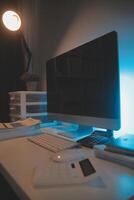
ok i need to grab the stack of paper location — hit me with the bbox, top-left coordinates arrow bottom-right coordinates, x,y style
0,118 -> 41,141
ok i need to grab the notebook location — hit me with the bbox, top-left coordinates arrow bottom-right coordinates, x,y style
105,134 -> 134,156
94,145 -> 134,169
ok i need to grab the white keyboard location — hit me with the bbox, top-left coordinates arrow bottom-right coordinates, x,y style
28,132 -> 78,152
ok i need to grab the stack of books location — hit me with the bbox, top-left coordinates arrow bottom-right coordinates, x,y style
94,134 -> 134,169
0,118 -> 41,141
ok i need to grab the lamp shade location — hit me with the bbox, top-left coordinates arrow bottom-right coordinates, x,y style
2,10 -> 21,31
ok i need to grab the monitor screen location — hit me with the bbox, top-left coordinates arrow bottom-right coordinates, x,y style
46,31 -> 120,131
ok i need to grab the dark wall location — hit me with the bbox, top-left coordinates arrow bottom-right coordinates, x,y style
0,0 -> 26,122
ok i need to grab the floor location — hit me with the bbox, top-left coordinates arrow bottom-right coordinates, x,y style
0,172 -> 20,200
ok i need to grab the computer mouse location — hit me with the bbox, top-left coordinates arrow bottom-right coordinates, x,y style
51,149 -> 87,163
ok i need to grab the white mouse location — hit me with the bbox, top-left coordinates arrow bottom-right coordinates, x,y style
51,148 -> 87,163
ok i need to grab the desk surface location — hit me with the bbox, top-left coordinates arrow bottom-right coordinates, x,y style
0,137 -> 134,200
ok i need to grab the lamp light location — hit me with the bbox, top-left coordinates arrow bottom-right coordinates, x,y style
2,10 -> 21,31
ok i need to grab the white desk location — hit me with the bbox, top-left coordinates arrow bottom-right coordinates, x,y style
0,137 -> 134,200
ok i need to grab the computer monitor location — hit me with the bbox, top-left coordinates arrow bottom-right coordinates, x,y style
46,31 -> 120,135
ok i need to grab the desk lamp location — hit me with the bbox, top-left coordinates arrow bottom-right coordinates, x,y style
2,9 -> 39,88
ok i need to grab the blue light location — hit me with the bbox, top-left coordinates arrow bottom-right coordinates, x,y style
115,30 -> 134,137
115,73 -> 134,136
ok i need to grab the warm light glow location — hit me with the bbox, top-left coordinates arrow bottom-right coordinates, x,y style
2,10 -> 21,31
57,155 -> 61,159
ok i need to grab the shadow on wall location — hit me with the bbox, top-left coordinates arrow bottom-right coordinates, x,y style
33,0 -> 83,89
39,0 -> 83,58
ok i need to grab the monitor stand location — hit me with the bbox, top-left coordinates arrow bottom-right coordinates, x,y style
92,129 -> 113,138
41,120 -> 113,141
70,124 -> 94,140
52,121 -> 93,141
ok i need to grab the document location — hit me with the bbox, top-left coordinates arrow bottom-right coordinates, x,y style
0,118 -> 41,140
